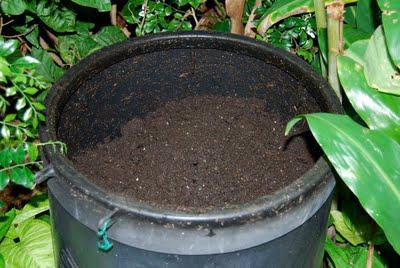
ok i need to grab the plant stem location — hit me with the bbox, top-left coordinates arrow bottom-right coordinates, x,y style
327,1 -> 344,102
366,243 -> 374,268
0,161 -> 43,173
111,4 -> 117,25
313,0 -> 328,78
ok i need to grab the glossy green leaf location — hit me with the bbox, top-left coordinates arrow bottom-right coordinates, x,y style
0,149 -> 12,167
0,39 -> 20,57
343,39 -> 369,66
344,6 -> 357,27
257,0 -> 357,34
356,0 -> 377,33
331,210 -> 371,245
70,0 -> 111,11
0,0 -> 26,15
364,26 -> 400,95
38,5 -> 76,33
0,209 -> 16,241
343,25 -> 371,49
57,35 -> 100,65
92,26 -> 128,46
378,0 -> 400,68
286,113 -> 400,254
0,171 -> 9,190
325,237 -> 385,268
0,254 -> 4,268
0,219 -> 54,268
1,125 -> 10,140
27,144 -> 39,162
14,195 -> 49,225
338,55 -> 400,142
10,167 -> 35,189
12,56 -> 40,68
31,48 -> 64,82
12,146 -> 25,165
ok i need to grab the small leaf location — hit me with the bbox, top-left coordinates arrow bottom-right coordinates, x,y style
22,108 -> 33,122
0,171 -> 9,190
10,167 -> 34,189
14,194 -> 49,225
12,56 -> 40,68
32,102 -> 46,111
27,144 -> 39,161
5,87 -> 17,97
1,125 -> 10,140
69,0 -> 112,11
3,114 -> 16,122
331,210 -> 366,245
11,146 -> 25,165
23,87 -> 39,95
0,149 -> 12,167
0,39 -> 20,57
15,98 -> 26,111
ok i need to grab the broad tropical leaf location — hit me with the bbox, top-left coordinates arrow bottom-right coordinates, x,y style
356,0 -> 377,33
378,0 -> 400,68
14,194 -> 49,225
363,26 -> 400,95
338,55 -> 400,142
0,209 -> 16,241
286,113 -> 400,254
0,219 -> 54,268
343,25 -> 371,49
0,0 -> 26,15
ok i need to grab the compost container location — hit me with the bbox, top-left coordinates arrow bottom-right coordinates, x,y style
38,31 -> 341,267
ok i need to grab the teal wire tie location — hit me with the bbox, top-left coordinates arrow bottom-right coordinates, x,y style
97,218 -> 113,252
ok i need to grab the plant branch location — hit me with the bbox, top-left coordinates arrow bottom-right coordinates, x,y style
39,36 -> 65,68
111,4 -> 117,25
244,0 -> 262,38
366,243 -> 374,268
138,0 -> 149,36
3,25 -> 35,39
327,1 -> 344,101
0,161 -> 43,173
226,0 -> 246,35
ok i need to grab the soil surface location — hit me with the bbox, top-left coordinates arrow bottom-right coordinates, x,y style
72,95 -> 317,211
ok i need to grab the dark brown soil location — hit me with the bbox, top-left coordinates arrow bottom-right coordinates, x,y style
72,95 -> 317,211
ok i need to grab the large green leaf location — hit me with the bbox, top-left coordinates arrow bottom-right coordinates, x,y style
286,113 -> 400,254
331,210 -> 366,245
36,4 -> 77,33
343,25 -> 371,49
0,0 -> 27,15
0,209 -> 16,241
0,219 -> 54,268
343,39 -> 369,65
378,0 -> 400,68
14,194 -> 49,225
338,55 -> 400,142
325,237 -> 385,268
364,26 -> 400,95
257,0 -> 358,34
356,0 -> 377,33
70,0 -> 111,11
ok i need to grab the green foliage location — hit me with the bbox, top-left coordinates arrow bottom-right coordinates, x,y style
0,195 -> 53,268
325,237 -> 385,268
257,13 -> 318,63
287,0 -> 400,255
121,0 -> 202,36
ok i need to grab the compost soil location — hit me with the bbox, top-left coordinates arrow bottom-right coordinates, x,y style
72,95 -> 317,211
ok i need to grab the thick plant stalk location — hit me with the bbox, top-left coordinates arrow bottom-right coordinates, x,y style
226,0 -> 246,35
327,1 -> 344,102
313,0 -> 328,78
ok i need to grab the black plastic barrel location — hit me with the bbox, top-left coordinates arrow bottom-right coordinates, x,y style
39,31 -> 341,267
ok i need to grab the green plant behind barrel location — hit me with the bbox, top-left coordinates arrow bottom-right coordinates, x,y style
286,0 -> 400,255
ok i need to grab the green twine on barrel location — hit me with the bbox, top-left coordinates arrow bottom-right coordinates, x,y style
97,218 -> 113,252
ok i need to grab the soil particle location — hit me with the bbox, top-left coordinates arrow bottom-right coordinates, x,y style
72,95 -> 317,212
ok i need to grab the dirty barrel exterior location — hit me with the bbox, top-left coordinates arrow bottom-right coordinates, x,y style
39,32 -> 341,267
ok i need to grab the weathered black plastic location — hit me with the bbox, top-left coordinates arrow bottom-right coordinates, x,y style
40,31 -> 341,267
